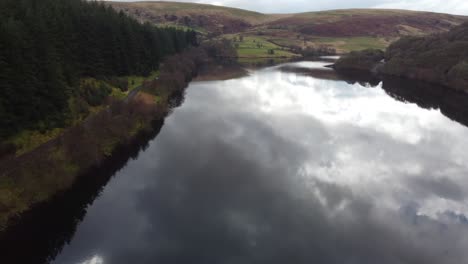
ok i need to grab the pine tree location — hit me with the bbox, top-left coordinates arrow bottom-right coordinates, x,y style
0,0 -> 196,139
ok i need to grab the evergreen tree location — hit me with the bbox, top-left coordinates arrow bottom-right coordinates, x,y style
0,0 -> 197,139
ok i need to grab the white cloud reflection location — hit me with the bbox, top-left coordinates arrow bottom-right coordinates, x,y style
202,62 -> 468,219
52,61 -> 468,264
79,255 -> 104,264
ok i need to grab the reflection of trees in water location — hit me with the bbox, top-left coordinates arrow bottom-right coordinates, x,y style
0,122 -> 163,264
278,66 -> 382,87
168,90 -> 186,110
240,58 -> 292,68
380,77 -> 468,128
334,70 -> 382,87
321,67 -> 468,129
0,92 -> 185,264
3,67 -> 468,263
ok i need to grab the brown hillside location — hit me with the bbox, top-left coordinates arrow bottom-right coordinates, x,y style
106,2 -> 468,53
267,9 -> 465,36
107,1 -> 274,34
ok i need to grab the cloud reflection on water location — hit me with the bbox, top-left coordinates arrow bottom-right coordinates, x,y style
53,62 -> 468,264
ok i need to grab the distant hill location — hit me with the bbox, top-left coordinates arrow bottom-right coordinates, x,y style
107,1 -> 274,34
107,1 -> 468,54
270,9 -> 464,37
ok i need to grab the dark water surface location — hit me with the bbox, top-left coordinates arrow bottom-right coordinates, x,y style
4,61 -> 468,264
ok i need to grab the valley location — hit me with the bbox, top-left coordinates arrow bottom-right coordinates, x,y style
108,1 -> 467,56
2,1 -> 468,263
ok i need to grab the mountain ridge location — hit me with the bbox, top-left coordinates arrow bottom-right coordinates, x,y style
107,1 -> 468,54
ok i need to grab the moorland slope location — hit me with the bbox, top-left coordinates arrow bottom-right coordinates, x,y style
108,1 -> 467,55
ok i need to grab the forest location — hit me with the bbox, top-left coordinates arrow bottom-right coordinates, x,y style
333,22 -> 468,91
0,0 -> 197,140
383,22 -> 468,90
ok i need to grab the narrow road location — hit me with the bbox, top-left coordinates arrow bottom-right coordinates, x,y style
125,77 -> 159,103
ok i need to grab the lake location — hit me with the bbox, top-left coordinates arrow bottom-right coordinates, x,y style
3,60 -> 468,264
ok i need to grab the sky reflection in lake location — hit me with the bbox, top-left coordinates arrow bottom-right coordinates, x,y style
52,62 -> 468,264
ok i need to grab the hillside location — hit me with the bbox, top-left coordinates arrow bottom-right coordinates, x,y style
333,22 -> 468,91
0,0 -> 196,141
383,22 -> 468,91
107,2 -> 467,55
108,1 -> 274,34
271,9 -> 462,37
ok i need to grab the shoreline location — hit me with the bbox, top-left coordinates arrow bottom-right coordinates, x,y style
0,117 -> 169,263
334,64 -> 468,94
0,47 -> 210,231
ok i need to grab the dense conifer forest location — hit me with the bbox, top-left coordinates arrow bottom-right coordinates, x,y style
0,0 -> 197,139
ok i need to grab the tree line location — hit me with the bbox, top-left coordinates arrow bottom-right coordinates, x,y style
383,22 -> 468,90
0,0 -> 197,139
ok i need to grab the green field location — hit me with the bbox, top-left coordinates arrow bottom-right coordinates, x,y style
229,34 -> 385,58
226,35 -> 298,58
310,37 -> 388,52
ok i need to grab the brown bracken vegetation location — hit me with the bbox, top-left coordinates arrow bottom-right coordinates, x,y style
298,15 -> 458,37
0,42 -> 233,231
108,2 -> 467,55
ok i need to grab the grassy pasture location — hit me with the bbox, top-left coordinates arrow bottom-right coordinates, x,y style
226,35 -> 298,58
309,37 -> 388,52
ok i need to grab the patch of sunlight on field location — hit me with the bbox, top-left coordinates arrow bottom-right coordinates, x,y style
226,35 -> 298,58
311,37 -> 388,52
